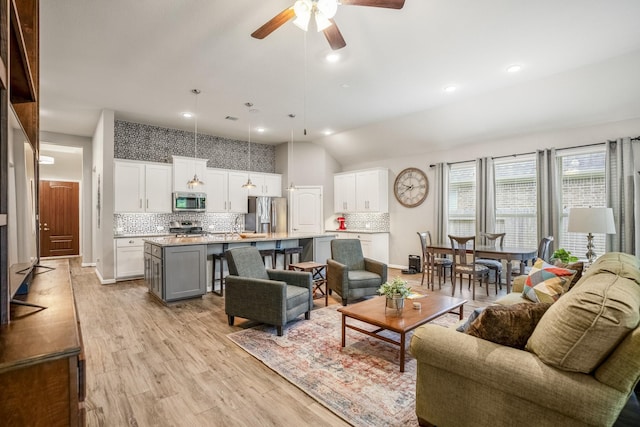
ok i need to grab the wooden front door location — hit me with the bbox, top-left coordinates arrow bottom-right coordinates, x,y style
39,180 -> 80,257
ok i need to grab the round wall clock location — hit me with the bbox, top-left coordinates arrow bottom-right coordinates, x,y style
394,167 -> 429,208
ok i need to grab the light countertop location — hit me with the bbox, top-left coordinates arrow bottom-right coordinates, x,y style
327,229 -> 390,234
143,232 -> 338,247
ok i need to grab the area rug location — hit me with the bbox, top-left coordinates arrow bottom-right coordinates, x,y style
227,304 -> 461,427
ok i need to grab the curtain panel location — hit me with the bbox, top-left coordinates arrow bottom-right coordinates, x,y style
536,149 -> 561,253
476,157 -> 495,241
605,138 -> 639,256
433,162 -> 449,243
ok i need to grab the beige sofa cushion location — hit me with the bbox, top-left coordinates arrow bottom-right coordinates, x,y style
526,268 -> 640,373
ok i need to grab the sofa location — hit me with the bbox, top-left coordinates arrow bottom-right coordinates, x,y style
409,252 -> 640,427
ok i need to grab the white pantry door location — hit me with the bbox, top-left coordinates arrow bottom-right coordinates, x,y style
290,186 -> 323,233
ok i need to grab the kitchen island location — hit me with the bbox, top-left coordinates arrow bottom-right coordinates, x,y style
143,232 -> 336,303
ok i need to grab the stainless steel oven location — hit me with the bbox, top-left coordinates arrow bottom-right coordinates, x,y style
172,192 -> 206,212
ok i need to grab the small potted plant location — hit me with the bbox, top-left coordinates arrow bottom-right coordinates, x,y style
378,277 -> 412,314
551,248 -> 579,264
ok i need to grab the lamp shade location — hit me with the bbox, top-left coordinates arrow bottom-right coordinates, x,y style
567,207 -> 616,234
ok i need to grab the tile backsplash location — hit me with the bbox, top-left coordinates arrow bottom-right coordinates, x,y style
114,213 -> 244,235
342,213 -> 390,232
114,120 -> 275,172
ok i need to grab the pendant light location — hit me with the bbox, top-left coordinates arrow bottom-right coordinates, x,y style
187,89 -> 205,188
242,102 -> 256,189
287,113 -> 296,192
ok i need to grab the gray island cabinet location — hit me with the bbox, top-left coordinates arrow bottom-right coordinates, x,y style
144,242 -> 207,302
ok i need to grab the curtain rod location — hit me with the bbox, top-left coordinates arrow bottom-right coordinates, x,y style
427,138 -> 631,168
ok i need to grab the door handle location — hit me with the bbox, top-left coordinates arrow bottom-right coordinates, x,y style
43,227 -> 50,231
146,199 -> 149,209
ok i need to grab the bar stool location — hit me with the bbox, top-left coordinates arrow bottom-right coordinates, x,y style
211,243 -> 229,296
259,249 -> 276,269
276,246 -> 303,269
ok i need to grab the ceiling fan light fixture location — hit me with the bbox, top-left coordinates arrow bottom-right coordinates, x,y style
315,11 -> 332,31
293,0 -> 312,30
317,0 -> 338,19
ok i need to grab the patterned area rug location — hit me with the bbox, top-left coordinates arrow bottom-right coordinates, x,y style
227,304 -> 461,427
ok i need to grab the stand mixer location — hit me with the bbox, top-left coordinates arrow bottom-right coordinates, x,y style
336,216 -> 346,230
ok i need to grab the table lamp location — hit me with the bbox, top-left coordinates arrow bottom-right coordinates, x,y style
567,207 -> 616,264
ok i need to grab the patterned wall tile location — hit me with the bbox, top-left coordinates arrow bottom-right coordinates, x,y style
114,213 -> 245,235
344,213 -> 390,232
114,120 -> 275,172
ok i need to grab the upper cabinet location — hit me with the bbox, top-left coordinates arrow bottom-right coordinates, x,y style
247,172 -> 282,197
205,169 -> 248,213
114,160 -> 172,213
334,168 -> 389,213
172,155 -> 208,193
334,173 -> 357,212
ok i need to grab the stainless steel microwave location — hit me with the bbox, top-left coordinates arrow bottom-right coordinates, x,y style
172,192 -> 206,212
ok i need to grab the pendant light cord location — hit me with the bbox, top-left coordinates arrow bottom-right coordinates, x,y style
303,31 -> 308,136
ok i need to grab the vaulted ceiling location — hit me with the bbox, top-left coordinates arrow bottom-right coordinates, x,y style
40,1 -> 640,164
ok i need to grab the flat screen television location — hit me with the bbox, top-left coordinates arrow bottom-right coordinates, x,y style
7,105 -> 38,306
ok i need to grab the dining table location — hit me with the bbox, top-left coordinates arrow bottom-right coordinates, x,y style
427,243 -> 538,294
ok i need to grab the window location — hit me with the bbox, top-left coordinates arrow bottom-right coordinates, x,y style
448,163 -> 476,236
494,156 -> 537,248
557,147 -> 607,258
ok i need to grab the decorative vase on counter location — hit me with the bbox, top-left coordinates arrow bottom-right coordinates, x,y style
385,294 -> 405,315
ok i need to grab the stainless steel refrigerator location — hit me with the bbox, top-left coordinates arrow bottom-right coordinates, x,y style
245,196 -> 288,234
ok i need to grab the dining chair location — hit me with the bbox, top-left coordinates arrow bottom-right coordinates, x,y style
522,236 -> 554,274
417,231 -> 452,290
475,232 -> 505,291
448,235 -> 490,300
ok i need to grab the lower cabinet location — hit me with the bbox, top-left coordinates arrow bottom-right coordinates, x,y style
145,243 -> 207,302
115,238 -> 145,279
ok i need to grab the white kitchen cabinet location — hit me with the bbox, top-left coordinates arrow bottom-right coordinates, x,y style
114,160 -> 172,213
247,172 -> 282,197
172,155 -> 208,192
115,237 -> 145,279
334,173 -> 356,213
355,169 -> 388,212
334,232 -> 389,264
205,168 -> 248,213
334,168 -> 388,213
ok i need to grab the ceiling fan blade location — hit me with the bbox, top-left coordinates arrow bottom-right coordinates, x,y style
339,0 -> 405,9
323,20 -> 347,50
251,7 -> 296,39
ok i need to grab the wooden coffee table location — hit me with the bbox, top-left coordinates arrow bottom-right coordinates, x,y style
338,294 -> 467,372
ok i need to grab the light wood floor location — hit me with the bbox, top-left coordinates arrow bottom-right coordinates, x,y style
70,259 -> 508,426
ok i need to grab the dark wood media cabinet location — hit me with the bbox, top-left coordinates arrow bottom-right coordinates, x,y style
0,259 -> 85,426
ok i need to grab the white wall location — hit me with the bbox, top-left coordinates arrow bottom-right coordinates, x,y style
92,110 -> 115,282
40,131 -> 94,265
338,116 -> 640,268
275,141 -> 341,231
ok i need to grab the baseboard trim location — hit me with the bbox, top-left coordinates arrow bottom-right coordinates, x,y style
95,269 -> 116,285
81,262 -> 96,267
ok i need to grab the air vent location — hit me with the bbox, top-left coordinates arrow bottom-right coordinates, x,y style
225,116 -> 238,121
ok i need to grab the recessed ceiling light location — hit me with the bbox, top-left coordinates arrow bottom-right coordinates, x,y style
256,127 -> 265,133
340,83 -> 350,88
323,130 -> 333,136
506,64 -> 522,73
444,85 -> 457,93
182,112 -> 193,118
326,53 -> 340,63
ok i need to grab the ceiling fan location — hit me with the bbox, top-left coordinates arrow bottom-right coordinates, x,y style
251,0 -> 406,50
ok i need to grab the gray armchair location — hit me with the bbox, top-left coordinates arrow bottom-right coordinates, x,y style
225,246 -> 313,336
326,239 -> 387,306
